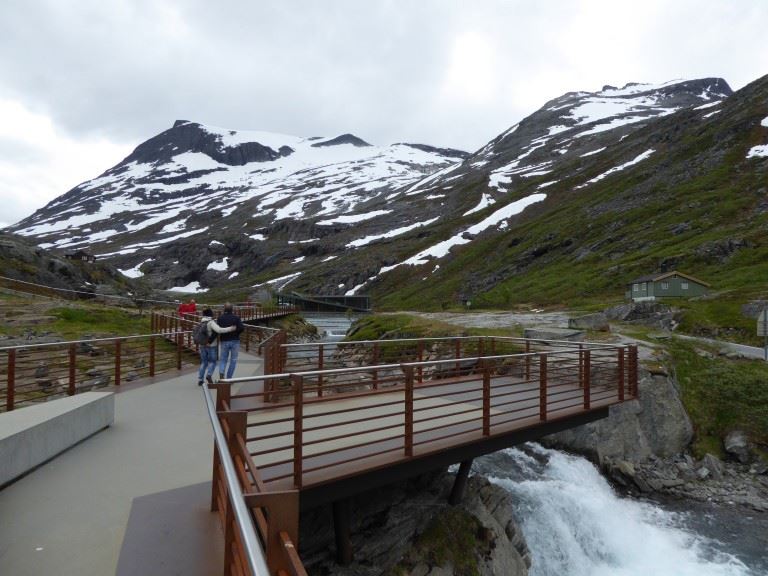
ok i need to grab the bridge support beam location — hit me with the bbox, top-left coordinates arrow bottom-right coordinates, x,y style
332,498 -> 354,565
449,459 -> 473,505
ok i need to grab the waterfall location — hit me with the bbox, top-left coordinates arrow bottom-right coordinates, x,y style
484,445 -> 756,576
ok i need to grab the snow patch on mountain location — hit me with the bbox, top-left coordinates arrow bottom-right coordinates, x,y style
317,210 -> 391,225
747,145 -> 768,159
576,149 -> 655,189
168,281 -> 208,293
346,193 -> 547,294
207,257 -> 229,271
347,217 -> 439,248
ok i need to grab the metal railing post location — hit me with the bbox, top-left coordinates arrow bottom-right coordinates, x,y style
579,343 -> 584,388
149,336 -> 156,377
630,345 -> 639,397
539,354 -> 547,421
404,366 -> 414,457
525,340 -> 531,380
454,339 -> 461,376
68,343 -> 76,396
417,340 -> 424,383
176,332 -> 182,370
372,343 -> 379,390
618,347 -> 625,402
293,375 -> 304,489
317,344 -> 324,397
114,339 -> 122,386
7,349 -> 15,411
482,368 -> 491,436
584,350 -> 591,410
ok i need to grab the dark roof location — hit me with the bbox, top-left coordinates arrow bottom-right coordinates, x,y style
628,270 -> 710,287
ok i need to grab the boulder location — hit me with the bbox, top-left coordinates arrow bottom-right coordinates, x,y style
568,313 -> 610,332
700,453 -> 725,481
34,364 -> 49,378
523,327 -> 584,342
724,431 -> 751,463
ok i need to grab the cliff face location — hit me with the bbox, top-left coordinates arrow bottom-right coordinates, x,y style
299,472 -> 530,576
543,368 -> 693,463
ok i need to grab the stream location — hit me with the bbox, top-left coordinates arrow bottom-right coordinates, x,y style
476,445 -> 766,576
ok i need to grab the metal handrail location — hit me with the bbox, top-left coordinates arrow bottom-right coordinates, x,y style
279,335 -> 618,348
202,383 -> 271,576
222,344 -> 629,383
0,329 -> 192,352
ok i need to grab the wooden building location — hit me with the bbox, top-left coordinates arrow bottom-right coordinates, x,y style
64,250 -> 97,263
627,270 -> 709,301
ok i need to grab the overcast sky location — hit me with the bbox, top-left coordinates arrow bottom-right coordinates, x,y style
1,0 -> 767,228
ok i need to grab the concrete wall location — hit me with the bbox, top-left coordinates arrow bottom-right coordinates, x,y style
0,392 -> 114,487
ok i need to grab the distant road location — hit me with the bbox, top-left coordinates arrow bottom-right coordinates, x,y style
675,334 -> 768,360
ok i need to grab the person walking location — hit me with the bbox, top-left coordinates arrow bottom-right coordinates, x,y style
194,308 -> 235,386
217,302 -> 245,379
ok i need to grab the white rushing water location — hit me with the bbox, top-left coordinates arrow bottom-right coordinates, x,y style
488,445 -> 755,576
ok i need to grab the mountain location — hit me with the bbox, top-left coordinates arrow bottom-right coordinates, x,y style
9,122 -> 468,293
9,75 -> 768,308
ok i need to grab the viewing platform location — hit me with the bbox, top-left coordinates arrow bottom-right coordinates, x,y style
0,309 -> 638,576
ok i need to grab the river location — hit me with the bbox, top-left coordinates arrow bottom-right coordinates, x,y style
476,445 -> 766,576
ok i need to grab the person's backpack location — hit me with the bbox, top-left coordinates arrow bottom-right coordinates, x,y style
193,320 -> 213,346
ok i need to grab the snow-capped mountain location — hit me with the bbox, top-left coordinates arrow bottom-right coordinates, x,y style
12,74 -> 765,305
12,122 -> 466,255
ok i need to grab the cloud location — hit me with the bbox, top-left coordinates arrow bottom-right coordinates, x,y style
0,99 -> 131,226
0,0 -> 767,226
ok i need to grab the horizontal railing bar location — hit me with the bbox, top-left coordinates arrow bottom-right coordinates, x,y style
0,330 -> 192,352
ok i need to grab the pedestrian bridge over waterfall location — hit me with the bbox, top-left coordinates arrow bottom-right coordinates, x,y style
0,310 -> 638,576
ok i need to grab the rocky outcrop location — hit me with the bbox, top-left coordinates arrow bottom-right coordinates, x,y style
603,302 -> 680,330
299,472 -> 529,576
568,313 -> 609,332
724,430 -> 751,464
543,367 -> 693,463
605,453 -> 768,512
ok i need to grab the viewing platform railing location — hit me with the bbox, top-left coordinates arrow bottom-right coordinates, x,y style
207,338 -> 638,574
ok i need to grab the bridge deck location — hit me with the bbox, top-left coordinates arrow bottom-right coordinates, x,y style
240,371 -> 620,503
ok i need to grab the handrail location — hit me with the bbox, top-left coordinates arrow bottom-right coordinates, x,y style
280,335 -> 617,348
0,329 -> 192,352
222,345 -> 628,383
202,383 -> 271,576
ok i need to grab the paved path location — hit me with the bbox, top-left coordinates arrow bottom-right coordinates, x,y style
0,350 -> 263,576
675,334 -> 768,360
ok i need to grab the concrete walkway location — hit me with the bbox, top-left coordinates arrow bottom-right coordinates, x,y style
0,350 -> 264,576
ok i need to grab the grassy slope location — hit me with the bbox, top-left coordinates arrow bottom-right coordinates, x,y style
368,79 -> 768,346
668,338 -> 768,457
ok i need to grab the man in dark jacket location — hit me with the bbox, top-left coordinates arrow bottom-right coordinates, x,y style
217,302 -> 244,379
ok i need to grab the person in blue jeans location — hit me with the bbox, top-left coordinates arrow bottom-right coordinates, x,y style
197,308 -> 235,386
217,302 -> 245,379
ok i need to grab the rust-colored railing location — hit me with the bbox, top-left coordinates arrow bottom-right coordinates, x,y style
208,338 -> 638,574
0,329 -> 193,412
207,382 -> 307,576
220,342 -> 638,489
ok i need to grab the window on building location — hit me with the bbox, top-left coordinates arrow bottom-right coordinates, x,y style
661,282 -> 669,290
642,282 -> 647,291
682,282 -> 689,290
633,283 -> 639,292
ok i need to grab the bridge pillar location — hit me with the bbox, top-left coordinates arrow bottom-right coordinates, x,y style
332,498 -> 354,565
448,459 -> 474,505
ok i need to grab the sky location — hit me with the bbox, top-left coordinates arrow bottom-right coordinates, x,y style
1,0 -> 767,228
